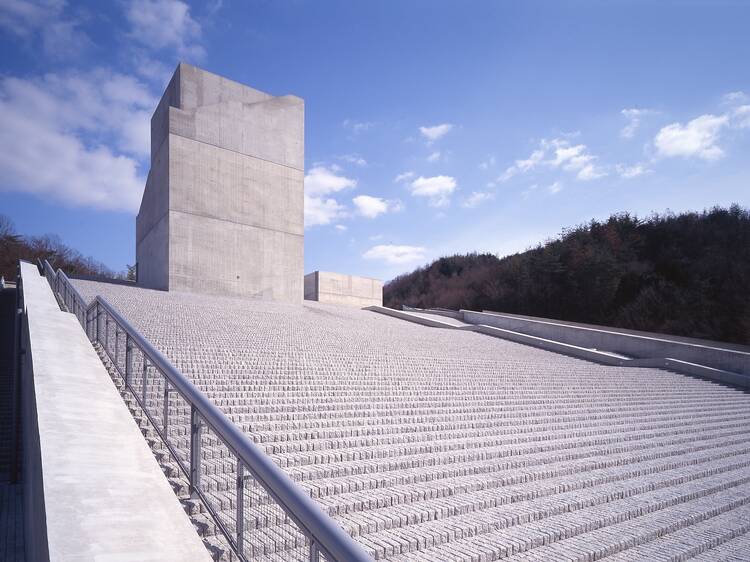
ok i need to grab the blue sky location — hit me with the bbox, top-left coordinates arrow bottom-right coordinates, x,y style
1,0 -> 749,281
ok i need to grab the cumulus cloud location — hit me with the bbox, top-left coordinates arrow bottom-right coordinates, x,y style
654,114 -> 729,161
0,70 -> 158,212
352,195 -> 403,218
620,108 -> 657,139
0,0 -> 90,58
303,166 -> 356,227
408,175 -> 457,207
547,181 -> 563,194
125,0 -> 205,60
426,151 -> 441,163
419,123 -> 453,143
462,191 -> 493,208
499,138 -> 605,182
722,91 -> 748,105
394,171 -> 415,183
363,244 -> 427,265
479,156 -> 496,170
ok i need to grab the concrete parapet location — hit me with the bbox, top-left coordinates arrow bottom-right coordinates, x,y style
305,271 -> 383,307
462,310 -> 750,376
19,262 -> 210,561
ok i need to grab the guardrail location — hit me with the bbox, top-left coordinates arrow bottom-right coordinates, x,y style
41,261 -> 372,562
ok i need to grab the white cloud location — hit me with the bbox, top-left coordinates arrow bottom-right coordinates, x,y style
499,138 -> 605,182
0,70 -> 157,212
547,181 -> 563,194
304,165 -> 357,197
125,0 -> 205,60
338,154 -> 367,166
615,163 -> 649,179
620,108 -> 656,139
363,244 -> 427,265
334,224 -> 347,231
0,0 -> 90,58
352,195 -> 403,218
722,91 -> 748,105
419,123 -> 453,143
342,119 -> 374,133
409,175 -> 457,207
303,165 -> 356,227
426,150 -> 441,163
303,195 -> 346,227
462,191 -> 493,208
732,105 -> 750,129
394,171 -> 415,183
654,114 -> 729,160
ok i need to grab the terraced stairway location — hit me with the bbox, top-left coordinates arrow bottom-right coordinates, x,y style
72,279 -> 750,561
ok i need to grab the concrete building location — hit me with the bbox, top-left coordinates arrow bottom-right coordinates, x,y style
136,63 -> 304,303
304,271 -> 383,307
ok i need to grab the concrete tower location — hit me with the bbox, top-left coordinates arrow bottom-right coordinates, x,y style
136,63 -> 304,302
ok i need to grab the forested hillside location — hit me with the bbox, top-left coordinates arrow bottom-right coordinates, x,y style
0,214 -> 122,281
384,205 -> 750,345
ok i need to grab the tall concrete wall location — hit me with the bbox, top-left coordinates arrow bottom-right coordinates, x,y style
304,271 -> 383,307
136,63 -> 304,302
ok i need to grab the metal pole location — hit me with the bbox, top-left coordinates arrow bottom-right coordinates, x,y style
142,358 -> 149,408
163,383 -> 171,433
310,541 -> 320,562
236,461 -> 245,557
115,328 -> 120,366
190,405 -> 202,498
105,315 -> 109,352
96,302 -> 101,343
125,334 -> 133,389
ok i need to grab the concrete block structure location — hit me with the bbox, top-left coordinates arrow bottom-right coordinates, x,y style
304,271 -> 383,307
136,63 -> 304,303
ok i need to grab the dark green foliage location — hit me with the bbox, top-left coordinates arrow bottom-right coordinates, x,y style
384,205 -> 750,345
0,214 -> 119,281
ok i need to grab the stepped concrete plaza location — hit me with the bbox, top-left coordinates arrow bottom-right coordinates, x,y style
136,63 -> 305,302
72,277 -> 750,561
304,271 -> 383,307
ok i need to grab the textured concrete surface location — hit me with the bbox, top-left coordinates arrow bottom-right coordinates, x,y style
73,277 -> 750,561
19,263 -> 210,561
305,271 -> 383,307
136,63 -> 304,302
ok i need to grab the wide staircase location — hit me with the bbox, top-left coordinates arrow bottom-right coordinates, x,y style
61,276 -> 750,562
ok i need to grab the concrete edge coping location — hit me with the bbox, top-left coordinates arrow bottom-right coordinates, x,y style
366,305 -> 750,390
464,309 -> 750,358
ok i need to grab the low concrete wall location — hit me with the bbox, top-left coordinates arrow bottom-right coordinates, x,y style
305,271 -> 383,307
462,310 -> 750,376
19,262 -> 211,561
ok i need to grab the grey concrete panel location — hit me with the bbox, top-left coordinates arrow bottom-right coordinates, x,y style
19,263 -> 210,561
169,95 -> 304,170
462,310 -> 750,376
136,136 -> 169,246
305,271 -> 383,307
177,62 -> 271,111
135,213 -> 169,290
169,210 -> 303,302
169,134 -> 304,235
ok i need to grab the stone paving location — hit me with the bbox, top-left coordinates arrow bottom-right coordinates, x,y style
72,279 -> 750,561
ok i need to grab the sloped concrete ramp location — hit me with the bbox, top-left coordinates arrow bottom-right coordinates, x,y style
20,262 -> 210,561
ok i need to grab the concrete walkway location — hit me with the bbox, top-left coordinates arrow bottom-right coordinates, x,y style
20,262 -> 210,562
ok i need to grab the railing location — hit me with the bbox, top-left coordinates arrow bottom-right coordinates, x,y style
41,261 -> 372,562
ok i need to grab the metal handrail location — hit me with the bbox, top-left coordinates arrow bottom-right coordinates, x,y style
41,261 -> 372,562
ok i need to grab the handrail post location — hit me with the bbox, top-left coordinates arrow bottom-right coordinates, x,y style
310,541 -> 320,562
236,461 -> 244,557
190,405 -> 202,498
163,384 -> 172,434
105,315 -> 110,351
142,358 -> 149,408
96,302 -> 101,343
125,334 -> 133,389
114,328 -> 120,366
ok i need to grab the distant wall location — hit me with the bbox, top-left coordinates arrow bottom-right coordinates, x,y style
304,271 -> 382,307
462,310 -> 750,376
